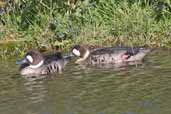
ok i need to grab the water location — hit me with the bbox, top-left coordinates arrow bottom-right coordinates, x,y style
0,50 -> 170,114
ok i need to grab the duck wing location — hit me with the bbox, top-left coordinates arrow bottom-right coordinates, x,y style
91,47 -> 149,62
91,47 -> 140,56
43,52 -> 63,65
121,47 -> 140,59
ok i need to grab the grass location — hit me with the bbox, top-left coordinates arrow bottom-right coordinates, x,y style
0,0 -> 171,58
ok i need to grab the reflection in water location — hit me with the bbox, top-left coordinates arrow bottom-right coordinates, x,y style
23,76 -> 47,104
75,60 -> 144,70
0,49 -> 170,114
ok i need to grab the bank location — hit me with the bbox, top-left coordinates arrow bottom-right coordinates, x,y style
1,0 -> 171,58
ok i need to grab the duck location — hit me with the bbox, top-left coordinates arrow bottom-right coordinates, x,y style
16,50 -> 71,76
71,45 -> 151,65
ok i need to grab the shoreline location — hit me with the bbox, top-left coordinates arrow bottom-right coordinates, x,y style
0,35 -> 171,59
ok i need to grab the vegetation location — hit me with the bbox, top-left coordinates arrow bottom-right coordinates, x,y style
0,0 -> 171,57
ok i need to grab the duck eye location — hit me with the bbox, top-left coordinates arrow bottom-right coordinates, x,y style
26,55 -> 33,63
72,49 -> 80,56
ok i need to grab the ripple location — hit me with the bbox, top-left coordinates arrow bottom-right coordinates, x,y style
0,51 -> 170,114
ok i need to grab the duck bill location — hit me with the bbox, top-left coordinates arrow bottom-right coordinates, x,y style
63,52 -> 74,58
16,58 -> 27,65
68,52 -> 75,57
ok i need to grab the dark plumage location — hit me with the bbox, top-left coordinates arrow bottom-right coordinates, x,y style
16,50 -> 71,76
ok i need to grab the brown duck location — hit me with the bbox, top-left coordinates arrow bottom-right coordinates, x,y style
71,45 -> 151,65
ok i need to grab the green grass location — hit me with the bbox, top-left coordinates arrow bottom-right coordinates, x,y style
0,0 -> 171,58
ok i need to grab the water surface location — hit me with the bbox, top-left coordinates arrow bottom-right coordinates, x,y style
0,50 -> 170,114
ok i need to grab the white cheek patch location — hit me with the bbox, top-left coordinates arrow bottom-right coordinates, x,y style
26,55 -> 33,63
72,49 -> 80,56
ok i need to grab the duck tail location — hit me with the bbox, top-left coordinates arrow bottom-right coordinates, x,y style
141,48 -> 152,55
134,48 -> 152,60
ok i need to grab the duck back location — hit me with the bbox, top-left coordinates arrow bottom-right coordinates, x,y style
87,47 -> 150,64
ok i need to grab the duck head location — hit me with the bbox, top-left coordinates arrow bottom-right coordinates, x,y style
16,50 -> 44,69
71,45 -> 90,64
